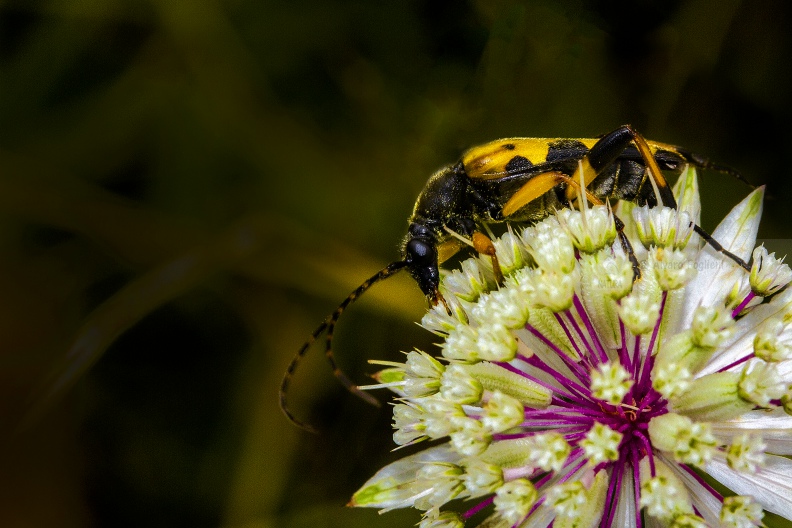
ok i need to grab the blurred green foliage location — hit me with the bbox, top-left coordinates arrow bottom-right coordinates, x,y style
1,0 -> 792,526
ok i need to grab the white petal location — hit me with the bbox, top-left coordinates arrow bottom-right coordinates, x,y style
711,409 -> 792,454
707,187 -> 765,262
682,188 -> 764,326
350,444 -> 460,508
612,466 -> 638,528
478,505 -> 556,528
664,454 -> 724,527
706,453 -> 792,518
615,201 -> 648,264
778,359 -> 792,380
672,165 -> 702,227
652,168 -> 701,337
698,287 -> 792,376
518,504 -> 555,528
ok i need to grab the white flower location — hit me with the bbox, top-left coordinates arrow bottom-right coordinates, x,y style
750,245 -> 792,296
632,205 -> 694,249
352,171 -> 792,528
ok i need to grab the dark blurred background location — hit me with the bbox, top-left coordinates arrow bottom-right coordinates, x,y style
1,0 -> 791,527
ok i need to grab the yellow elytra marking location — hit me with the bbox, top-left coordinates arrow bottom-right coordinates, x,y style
463,138 -> 598,179
463,137 -> 678,181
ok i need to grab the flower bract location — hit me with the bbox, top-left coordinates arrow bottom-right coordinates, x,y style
351,169 -> 792,528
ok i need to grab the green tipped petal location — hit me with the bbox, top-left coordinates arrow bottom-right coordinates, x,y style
682,187 -> 765,326
672,166 -> 702,227
350,444 -> 460,508
672,372 -> 754,422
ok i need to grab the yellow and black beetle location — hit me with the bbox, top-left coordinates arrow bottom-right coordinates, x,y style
281,124 -> 751,431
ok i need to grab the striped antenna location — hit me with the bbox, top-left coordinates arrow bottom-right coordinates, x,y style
280,260 -> 409,432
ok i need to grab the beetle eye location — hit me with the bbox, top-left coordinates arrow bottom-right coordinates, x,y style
406,239 -> 436,263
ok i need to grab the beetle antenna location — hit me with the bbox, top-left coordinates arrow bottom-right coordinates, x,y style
673,148 -> 755,189
703,161 -> 755,188
280,260 -> 409,432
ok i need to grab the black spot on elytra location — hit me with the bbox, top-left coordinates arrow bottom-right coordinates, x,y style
546,140 -> 589,162
505,155 -> 532,173
502,143 -> 516,150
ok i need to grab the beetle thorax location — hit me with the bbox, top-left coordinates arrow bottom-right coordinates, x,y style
410,163 -> 471,232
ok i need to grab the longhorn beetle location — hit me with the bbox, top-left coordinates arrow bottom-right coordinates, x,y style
281,124 -> 752,431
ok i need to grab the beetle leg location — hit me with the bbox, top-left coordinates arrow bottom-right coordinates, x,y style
590,126 -> 750,272
613,214 -> 642,280
693,225 -> 750,271
472,231 -> 505,284
503,171 -> 604,217
503,168 -> 642,280
582,125 -> 677,208
433,289 -> 452,314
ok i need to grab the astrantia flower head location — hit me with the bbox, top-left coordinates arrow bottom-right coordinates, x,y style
351,169 -> 792,528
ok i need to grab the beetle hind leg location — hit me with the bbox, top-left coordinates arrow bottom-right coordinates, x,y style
472,231 -> 505,285
588,126 -> 751,272
614,214 -> 642,280
692,224 -> 751,271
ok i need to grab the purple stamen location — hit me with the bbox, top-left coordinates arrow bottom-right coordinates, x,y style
463,496 -> 493,519
517,418 -> 589,429
561,310 -> 596,369
619,319 -> 632,372
645,291 -> 667,359
637,351 -> 656,399
637,390 -> 663,412
633,430 -> 655,476
555,312 -> 585,364
717,352 -> 754,373
524,322 -> 590,381
564,431 -> 588,443
523,492 -> 546,523
602,460 -> 624,528
631,334 -> 643,378
551,396 -> 580,408
637,290 -> 667,393
532,471 -> 555,491
494,426 -> 586,441
525,412 -> 588,426
630,450 -> 643,528
520,353 -> 591,400
522,408 -> 597,421
732,291 -> 756,318
679,464 -> 723,501
495,360 -> 578,401
628,291 -> 666,396
555,456 -> 588,486
573,293 -> 609,364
